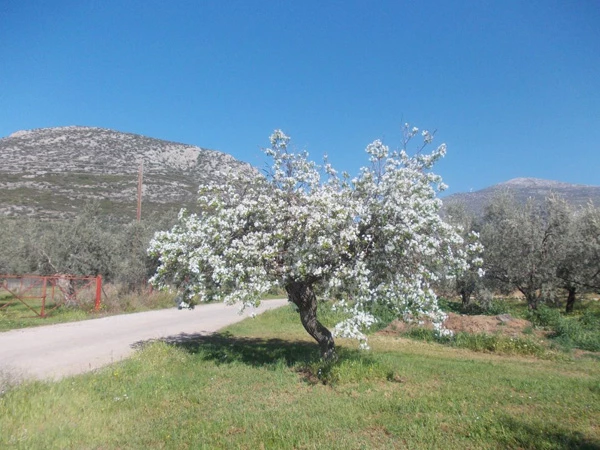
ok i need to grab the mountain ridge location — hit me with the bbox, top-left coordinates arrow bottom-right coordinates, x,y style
442,177 -> 600,216
2,126 -> 598,220
0,126 -> 254,220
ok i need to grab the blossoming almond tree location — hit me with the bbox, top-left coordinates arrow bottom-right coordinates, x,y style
148,125 -> 471,360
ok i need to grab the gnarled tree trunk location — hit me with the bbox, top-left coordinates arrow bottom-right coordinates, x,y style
285,281 -> 336,361
565,286 -> 576,313
519,287 -> 540,310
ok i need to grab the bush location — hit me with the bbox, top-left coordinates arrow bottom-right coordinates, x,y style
482,298 -> 511,315
580,310 -> 600,328
99,285 -> 177,314
437,296 -> 511,316
553,317 -> 600,352
527,305 -> 562,328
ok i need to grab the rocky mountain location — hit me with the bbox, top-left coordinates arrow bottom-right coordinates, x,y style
442,177 -> 600,217
0,126 -> 255,220
3,129 -> 598,223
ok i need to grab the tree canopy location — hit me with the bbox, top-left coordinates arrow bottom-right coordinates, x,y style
148,126 -> 473,359
479,193 -> 600,312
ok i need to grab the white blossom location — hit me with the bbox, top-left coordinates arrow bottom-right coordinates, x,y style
148,124 -> 472,347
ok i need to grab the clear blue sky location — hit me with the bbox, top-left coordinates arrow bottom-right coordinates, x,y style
1,0 -> 598,194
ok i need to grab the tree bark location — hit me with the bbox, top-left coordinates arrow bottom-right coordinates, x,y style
520,287 -> 539,310
460,287 -> 471,307
565,286 -> 576,314
285,281 -> 336,361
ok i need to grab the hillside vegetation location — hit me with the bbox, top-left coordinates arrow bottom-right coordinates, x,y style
0,126 -> 254,220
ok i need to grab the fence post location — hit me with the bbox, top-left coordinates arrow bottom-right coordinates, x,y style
41,277 -> 47,318
95,275 -> 102,311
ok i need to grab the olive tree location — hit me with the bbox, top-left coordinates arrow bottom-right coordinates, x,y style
482,193 -> 600,312
554,201 -> 600,312
481,193 -> 564,309
149,126 -> 472,359
32,203 -> 117,278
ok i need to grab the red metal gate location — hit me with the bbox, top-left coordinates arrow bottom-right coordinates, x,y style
0,275 -> 102,318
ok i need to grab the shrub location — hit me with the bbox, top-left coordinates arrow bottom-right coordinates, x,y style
482,298 -> 511,315
527,305 -> 562,328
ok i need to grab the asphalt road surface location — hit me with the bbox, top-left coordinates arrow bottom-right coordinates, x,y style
0,299 -> 288,381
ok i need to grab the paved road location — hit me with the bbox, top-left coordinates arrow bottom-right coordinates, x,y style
0,299 -> 287,381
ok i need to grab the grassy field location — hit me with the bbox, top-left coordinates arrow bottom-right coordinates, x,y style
1,303 -> 598,449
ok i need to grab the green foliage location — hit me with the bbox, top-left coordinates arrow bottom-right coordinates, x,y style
364,301 -> 399,331
479,194 -> 600,312
399,299 -> 600,355
580,309 -> 600,328
452,333 -> 548,357
528,305 -> 600,352
481,298 -> 512,315
527,305 -> 563,328
98,287 -> 177,315
0,204 -> 180,323
481,194 -> 564,309
403,326 -> 439,342
0,204 -> 177,290
552,317 -> 600,353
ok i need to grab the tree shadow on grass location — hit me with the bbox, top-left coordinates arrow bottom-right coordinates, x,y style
495,416 -> 600,450
133,332 -> 323,368
131,332 -> 388,385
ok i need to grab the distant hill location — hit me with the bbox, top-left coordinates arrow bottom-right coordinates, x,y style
3,130 -> 598,223
0,126 -> 255,220
442,177 -> 600,217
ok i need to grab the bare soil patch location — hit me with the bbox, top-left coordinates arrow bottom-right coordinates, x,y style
379,313 -> 542,338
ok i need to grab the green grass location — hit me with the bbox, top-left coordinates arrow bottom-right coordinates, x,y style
0,287 -> 282,332
1,303 -> 598,449
401,327 -> 553,359
0,287 -> 177,332
527,304 -> 600,352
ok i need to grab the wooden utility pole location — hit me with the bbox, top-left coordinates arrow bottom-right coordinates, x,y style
136,162 -> 143,222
